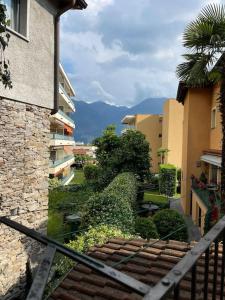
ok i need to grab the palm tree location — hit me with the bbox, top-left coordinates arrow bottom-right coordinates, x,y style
176,4 -> 225,206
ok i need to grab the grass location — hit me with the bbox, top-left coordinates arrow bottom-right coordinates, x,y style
70,169 -> 85,185
144,191 -> 169,209
48,170 -> 94,240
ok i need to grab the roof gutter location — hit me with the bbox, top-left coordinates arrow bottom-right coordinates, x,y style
52,0 -> 87,114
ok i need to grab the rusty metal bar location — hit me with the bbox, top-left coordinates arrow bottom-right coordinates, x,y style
26,244 -> 56,300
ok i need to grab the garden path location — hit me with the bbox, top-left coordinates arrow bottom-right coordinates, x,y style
170,198 -> 201,242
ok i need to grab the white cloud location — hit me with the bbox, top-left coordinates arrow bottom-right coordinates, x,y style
84,0 -> 114,16
91,80 -> 115,101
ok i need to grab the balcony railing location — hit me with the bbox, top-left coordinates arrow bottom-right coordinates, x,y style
50,133 -> 74,141
58,109 -> 74,126
1,214 -> 225,300
61,170 -> 74,185
49,155 -> 74,168
59,83 -> 75,111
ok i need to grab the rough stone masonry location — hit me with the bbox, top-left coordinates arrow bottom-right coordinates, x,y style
0,99 -> 50,299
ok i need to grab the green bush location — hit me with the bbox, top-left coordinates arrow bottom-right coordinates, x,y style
82,172 -> 137,233
153,209 -> 188,242
49,177 -> 61,190
83,164 -> 100,182
159,164 -> 177,197
56,225 -> 132,276
144,192 -> 169,209
135,217 -> 159,239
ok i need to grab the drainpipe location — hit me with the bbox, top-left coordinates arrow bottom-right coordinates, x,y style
52,0 -> 76,115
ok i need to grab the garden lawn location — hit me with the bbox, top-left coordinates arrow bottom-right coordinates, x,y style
48,183 -> 94,240
144,192 -> 169,209
70,170 -> 85,185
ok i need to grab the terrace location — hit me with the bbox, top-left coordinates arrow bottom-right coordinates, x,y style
1,214 -> 225,300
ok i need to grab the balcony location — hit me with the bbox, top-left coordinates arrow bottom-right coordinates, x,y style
1,215 -> 225,300
50,109 -> 75,129
49,133 -> 75,147
59,83 -> 75,112
61,170 -> 74,185
49,155 -> 74,175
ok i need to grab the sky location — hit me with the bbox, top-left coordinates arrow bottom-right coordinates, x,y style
61,0 -> 222,107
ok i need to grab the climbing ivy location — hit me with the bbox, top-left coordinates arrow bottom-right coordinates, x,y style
0,3 -> 12,89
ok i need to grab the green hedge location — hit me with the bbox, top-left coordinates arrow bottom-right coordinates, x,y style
159,164 -> 177,197
144,192 -> 169,209
55,225 -> 132,276
82,172 -> 137,233
135,217 -> 159,239
153,209 -> 188,242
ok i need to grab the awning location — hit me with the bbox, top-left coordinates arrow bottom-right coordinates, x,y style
200,154 -> 221,168
64,124 -> 73,134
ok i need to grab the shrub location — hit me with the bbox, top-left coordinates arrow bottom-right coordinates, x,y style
153,209 -> 188,242
144,192 -> 169,209
49,177 -> 61,190
135,217 -> 159,239
159,164 -> 177,197
83,164 -> 101,182
82,172 -> 137,233
55,225 -> 132,276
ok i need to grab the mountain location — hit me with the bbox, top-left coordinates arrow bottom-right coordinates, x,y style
72,97 -> 166,143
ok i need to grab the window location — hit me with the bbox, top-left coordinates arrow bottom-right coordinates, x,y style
158,133 -> 162,138
2,0 -> 28,37
210,165 -> 218,184
198,206 -> 202,227
211,108 -> 216,129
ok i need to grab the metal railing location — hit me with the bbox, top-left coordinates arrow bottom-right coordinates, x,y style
49,155 -> 74,167
50,133 -> 74,141
59,83 -> 75,111
61,170 -> 74,185
1,215 -> 225,299
58,109 -> 74,125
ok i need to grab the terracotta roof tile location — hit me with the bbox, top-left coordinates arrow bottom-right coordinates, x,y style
49,238 -> 225,300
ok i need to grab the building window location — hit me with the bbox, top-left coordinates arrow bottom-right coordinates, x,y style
211,108 -> 216,129
210,165 -> 218,184
198,206 -> 202,227
158,133 -> 162,138
3,0 -> 28,37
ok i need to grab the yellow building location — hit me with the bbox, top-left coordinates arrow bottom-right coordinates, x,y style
177,82 -> 222,234
162,99 -> 184,168
121,99 -> 184,173
122,114 -> 163,173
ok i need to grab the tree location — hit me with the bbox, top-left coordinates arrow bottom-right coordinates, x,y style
74,154 -> 91,168
157,148 -> 169,164
0,4 -> 12,88
93,125 -> 151,186
176,4 -> 225,207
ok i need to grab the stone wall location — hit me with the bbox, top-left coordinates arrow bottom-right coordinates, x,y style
0,99 -> 50,299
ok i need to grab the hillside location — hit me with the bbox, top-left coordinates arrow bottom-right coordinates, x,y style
72,97 -> 166,143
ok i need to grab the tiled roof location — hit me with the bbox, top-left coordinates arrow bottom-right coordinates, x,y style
49,238 -> 224,300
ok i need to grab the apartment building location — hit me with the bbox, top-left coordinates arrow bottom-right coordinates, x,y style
49,64 -> 75,185
121,99 -> 183,173
162,99 -> 184,168
0,1 -> 87,298
177,82 -> 222,234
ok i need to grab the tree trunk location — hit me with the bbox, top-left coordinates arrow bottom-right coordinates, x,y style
219,74 -> 225,213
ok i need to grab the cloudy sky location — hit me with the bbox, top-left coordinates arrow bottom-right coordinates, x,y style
61,0 -> 221,107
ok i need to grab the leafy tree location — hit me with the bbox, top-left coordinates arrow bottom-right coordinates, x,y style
74,154 -> 91,168
157,148 -> 169,164
93,125 -> 151,186
0,4 -> 12,88
176,4 -> 225,206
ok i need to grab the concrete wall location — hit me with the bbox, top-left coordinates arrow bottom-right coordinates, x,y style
0,0 -> 56,109
135,115 -> 162,173
181,88 -> 211,214
162,99 -> 183,168
0,99 -> 50,299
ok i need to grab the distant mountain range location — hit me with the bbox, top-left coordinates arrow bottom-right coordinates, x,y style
72,97 -> 166,143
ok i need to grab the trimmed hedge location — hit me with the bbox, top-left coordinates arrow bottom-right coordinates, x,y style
159,164 -> 177,197
153,209 -> 188,242
82,172 -> 137,233
144,192 -> 169,209
135,217 -> 159,239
